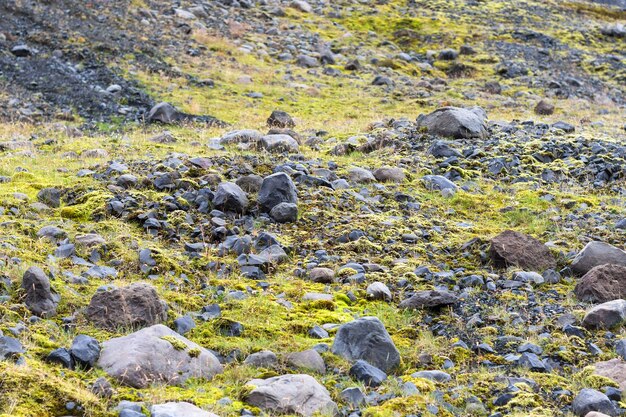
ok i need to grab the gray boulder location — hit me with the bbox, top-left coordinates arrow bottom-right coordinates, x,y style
22,266 -> 59,317
571,242 -> 626,276
416,106 -> 487,139
258,173 -> 298,213
285,349 -> 326,374
572,388 -> 617,417
98,324 -> 222,388
331,316 -> 400,372
582,299 -> 626,329
213,182 -> 249,213
244,350 -> 278,368
0,335 -> 24,361
422,175 -> 457,191
220,129 -> 263,145
270,202 -> 298,223
366,282 -> 392,301
246,374 -> 337,416
151,402 -> 218,417
259,134 -> 299,153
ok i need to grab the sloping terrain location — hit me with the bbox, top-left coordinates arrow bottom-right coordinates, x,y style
0,0 -> 625,417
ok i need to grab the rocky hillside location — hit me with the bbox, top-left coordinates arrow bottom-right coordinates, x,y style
0,0 -> 625,416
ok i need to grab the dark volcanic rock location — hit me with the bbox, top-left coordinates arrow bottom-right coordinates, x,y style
575,264 -> 626,303
349,360 -> 387,387
70,334 -> 100,368
572,388 -> 617,417
22,266 -> 59,317
331,316 -> 400,372
258,172 -> 298,213
398,290 -> 458,309
86,283 -> 167,331
490,230 -> 556,271
212,182 -> 249,213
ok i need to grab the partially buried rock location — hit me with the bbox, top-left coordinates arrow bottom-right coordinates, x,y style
285,349 -> 326,374
534,99 -> 555,115
310,267 -> 335,283
331,316 -> 400,372
37,187 -> 61,208
399,289 -> 458,309
98,324 -> 222,388
270,202 -> 298,223
70,334 -> 100,368
490,230 -> 555,271
151,402 -> 219,417
86,283 -> 167,331
258,172 -> 297,213
0,335 -> 24,362
582,299 -> 626,329
416,106 -> 487,139
571,242 -> 626,276
574,264 -> 626,303
246,374 -> 337,417
366,282 -> 392,301
146,102 -> 223,126
373,167 -> 405,183
22,266 -> 59,317
259,134 -> 299,153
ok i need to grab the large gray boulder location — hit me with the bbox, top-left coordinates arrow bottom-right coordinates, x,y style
571,242 -> 626,276
258,173 -> 298,213
98,324 -> 222,388
22,266 -> 59,317
151,402 -> 219,417
86,283 -> 168,331
572,388 -> 617,417
416,106 -> 487,139
246,374 -> 337,416
219,129 -> 263,145
399,289 -> 458,309
582,299 -> 626,329
331,316 -> 400,372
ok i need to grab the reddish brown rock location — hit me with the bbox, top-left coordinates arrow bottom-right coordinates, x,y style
490,230 -> 556,271
86,283 -> 167,331
575,264 -> 626,303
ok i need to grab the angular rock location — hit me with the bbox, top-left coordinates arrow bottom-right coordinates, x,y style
582,299 -> 626,329
212,182 -> 249,213
332,316 -> 400,372
349,360 -> 387,387
349,167 -> 376,184
422,175 -> 457,191
412,370 -> 451,382
575,264 -> 626,303
86,283 -> 167,331
572,389 -> 617,417
0,335 -> 24,361
98,324 -> 222,388
571,242 -> 626,276
416,106 -> 487,139
399,289 -> 458,309
22,266 -> 59,317
258,173 -> 297,213
220,129 -> 263,145
490,230 -> 556,271
267,110 -> 295,128
70,334 -> 100,368
37,187 -> 61,208
246,374 -> 337,417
